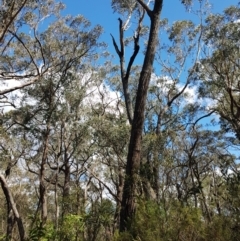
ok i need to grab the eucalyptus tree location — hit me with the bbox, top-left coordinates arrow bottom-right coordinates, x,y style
110,0 -> 208,231
0,0 -> 28,43
0,0 -> 67,97
0,2 -> 103,239
140,10 -> 206,201
15,72 -> 100,221
0,122 -> 27,240
89,87 -> 129,231
111,0 -> 164,231
198,5 -> 240,139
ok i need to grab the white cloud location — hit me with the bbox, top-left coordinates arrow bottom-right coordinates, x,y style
84,81 -> 123,115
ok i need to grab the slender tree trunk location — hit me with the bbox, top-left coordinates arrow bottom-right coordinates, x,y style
0,174 -> 25,241
6,199 -> 15,241
62,159 -> 71,217
114,166 -> 124,230
54,164 -> 59,241
152,113 -> 164,201
39,125 -> 50,226
119,0 -> 163,232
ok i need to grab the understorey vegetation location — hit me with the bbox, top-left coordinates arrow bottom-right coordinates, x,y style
0,0 -> 240,240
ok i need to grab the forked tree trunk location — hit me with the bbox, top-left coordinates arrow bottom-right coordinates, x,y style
119,0 -> 163,232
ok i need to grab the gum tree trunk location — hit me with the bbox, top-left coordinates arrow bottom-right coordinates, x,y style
0,174 -> 25,241
119,0 -> 163,232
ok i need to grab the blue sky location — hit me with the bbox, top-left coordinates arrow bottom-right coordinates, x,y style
61,0 -> 238,25
61,0 -> 238,39
59,0 -> 238,141
59,0 -> 238,67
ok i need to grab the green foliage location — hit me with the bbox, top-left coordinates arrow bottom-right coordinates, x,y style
115,200 -> 240,241
85,199 -> 115,240
204,216 -> 232,241
1,1 -> 240,241
27,220 -> 55,241
111,0 -> 138,14
58,214 -> 85,241
115,200 -> 203,241
0,235 -> 6,241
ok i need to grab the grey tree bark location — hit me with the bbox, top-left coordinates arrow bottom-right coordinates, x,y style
119,0 -> 163,232
0,174 -> 25,241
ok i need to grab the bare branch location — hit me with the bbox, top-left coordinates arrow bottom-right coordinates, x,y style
85,167 -> 120,202
192,110 -> 216,128
118,18 -> 125,58
8,30 -> 40,76
136,0 -> 152,17
34,27 -> 46,69
122,13 -> 132,31
125,11 -> 145,81
168,78 -> 190,107
0,0 -> 28,43
0,75 -> 41,95
110,34 -> 122,58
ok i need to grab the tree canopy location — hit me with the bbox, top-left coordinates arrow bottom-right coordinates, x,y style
0,0 -> 240,240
